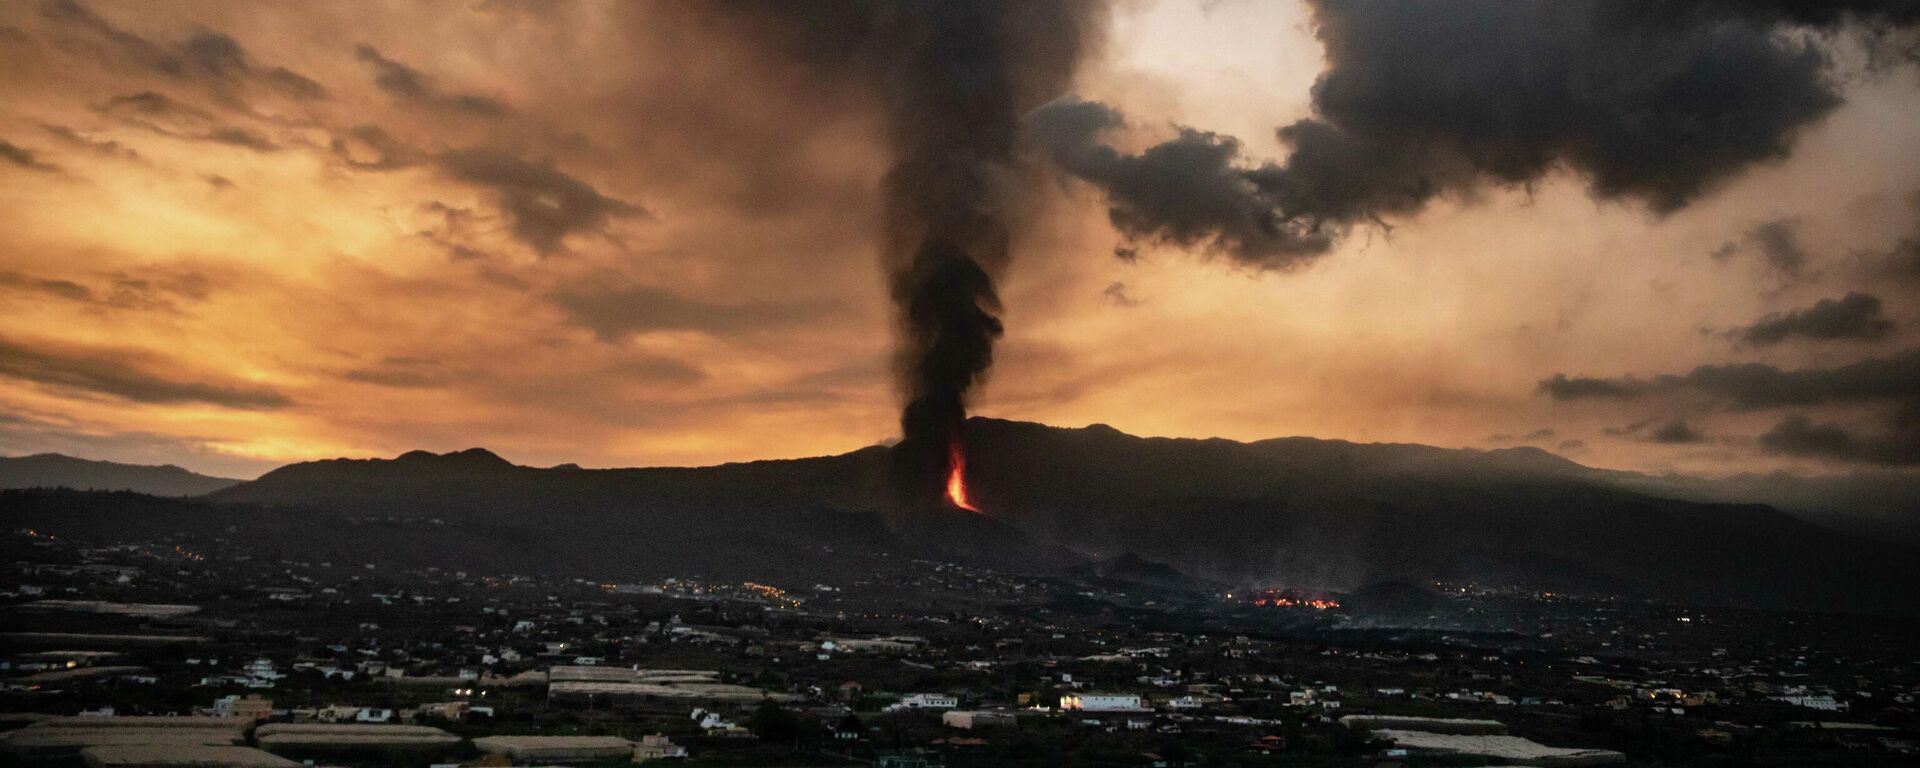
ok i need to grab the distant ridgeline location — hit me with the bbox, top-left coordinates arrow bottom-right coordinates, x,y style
3,419 -> 1914,614
0,453 -> 240,496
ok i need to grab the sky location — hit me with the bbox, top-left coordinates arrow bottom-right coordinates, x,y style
0,0 -> 1916,480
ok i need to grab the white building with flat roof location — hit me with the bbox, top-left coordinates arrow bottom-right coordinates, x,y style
1060,694 -> 1147,712
898,693 -> 958,709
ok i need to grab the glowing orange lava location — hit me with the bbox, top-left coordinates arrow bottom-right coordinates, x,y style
946,443 -> 979,512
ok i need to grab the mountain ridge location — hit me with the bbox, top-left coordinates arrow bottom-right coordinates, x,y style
8,419 -> 1912,613
0,453 -> 242,497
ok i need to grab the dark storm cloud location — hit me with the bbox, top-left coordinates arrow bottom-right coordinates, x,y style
39,1 -> 328,103
1761,414 -> 1920,466
1031,0 -> 1920,267
437,148 -> 642,253
550,283 -> 827,341
0,336 -> 290,409
0,140 -> 61,172
1542,348 -> 1920,409
1028,98 -> 1330,263
1547,349 -> 1920,466
354,44 -> 508,117
1736,292 -> 1894,346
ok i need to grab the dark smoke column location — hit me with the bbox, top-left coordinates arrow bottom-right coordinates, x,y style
875,3 -> 1113,514
860,2 -> 1103,511
666,1 -> 1103,510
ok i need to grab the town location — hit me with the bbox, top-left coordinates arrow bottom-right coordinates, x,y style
3,525 -> 1915,767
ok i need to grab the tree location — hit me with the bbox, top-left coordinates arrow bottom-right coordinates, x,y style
748,699 -> 803,743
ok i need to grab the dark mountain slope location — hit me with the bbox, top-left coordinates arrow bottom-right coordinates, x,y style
956,419 -> 1909,611
0,453 -> 241,496
10,419 -> 1909,612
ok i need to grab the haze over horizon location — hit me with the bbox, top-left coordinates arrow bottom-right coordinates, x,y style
2,0 -> 1918,482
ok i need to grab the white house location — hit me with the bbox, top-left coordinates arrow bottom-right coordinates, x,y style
898,693 -> 958,709
1060,694 -> 1147,712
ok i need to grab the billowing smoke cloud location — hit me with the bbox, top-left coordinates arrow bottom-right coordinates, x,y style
1031,0 -> 1920,268
1736,292 -> 1894,346
684,1 -> 1106,508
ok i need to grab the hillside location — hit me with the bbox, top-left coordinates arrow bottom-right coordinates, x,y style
0,453 -> 241,496
6,419 -> 1911,613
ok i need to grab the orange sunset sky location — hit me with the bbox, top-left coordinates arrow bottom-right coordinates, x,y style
1,1 -> 1917,479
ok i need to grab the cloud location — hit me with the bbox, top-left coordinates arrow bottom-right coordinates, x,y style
1742,218 -> 1811,278
0,336 -> 290,409
202,126 -> 277,152
262,66 -> 327,101
1029,97 -> 1328,265
1031,1 -> 1920,266
1537,374 -> 1638,400
1761,414 -> 1919,466
1648,419 -> 1707,444
330,124 -> 421,171
437,148 -> 641,252
1736,292 -> 1894,346
0,140 -> 61,172
1540,349 -> 1920,409
0,271 -> 93,301
550,283 -> 828,341
0,411 -> 273,478
341,356 -> 453,389
1863,197 -> 1920,281
354,44 -> 507,116
1548,349 -> 1920,466
39,0 -> 328,103
1102,281 -> 1140,308
0,269 -> 212,311
1879,234 -> 1920,280
42,124 -> 141,161
1487,428 -> 1556,443
97,91 -> 278,151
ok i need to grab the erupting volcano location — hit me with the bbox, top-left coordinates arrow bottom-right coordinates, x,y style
946,442 -> 980,512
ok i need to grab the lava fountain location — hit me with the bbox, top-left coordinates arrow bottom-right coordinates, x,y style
945,442 -> 980,512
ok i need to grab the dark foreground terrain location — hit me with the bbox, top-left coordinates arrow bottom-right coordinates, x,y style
1,521 -> 1917,767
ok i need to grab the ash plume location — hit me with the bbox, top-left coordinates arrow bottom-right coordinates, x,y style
685,1 -> 1106,509
1031,0 -> 1920,268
